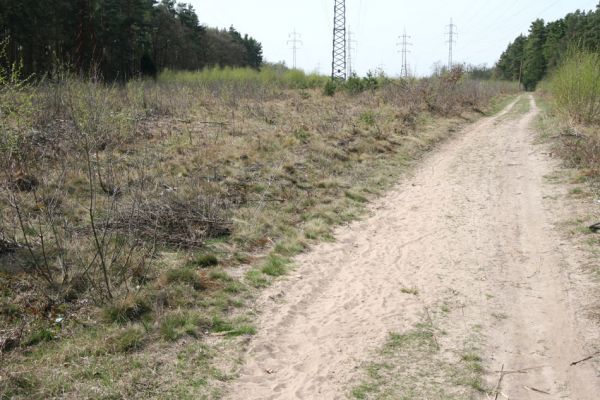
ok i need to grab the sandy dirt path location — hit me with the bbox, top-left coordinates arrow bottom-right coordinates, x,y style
226,95 -> 600,399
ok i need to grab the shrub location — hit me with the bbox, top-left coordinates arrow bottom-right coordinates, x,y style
323,80 -> 337,97
550,49 -> 600,125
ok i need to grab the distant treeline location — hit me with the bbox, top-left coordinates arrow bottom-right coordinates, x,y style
0,0 -> 263,80
496,3 -> 600,90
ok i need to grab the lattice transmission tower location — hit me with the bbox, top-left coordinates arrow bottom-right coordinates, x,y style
287,29 -> 303,69
446,18 -> 457,69
347,28 -> 357,77
398,28 -> 412,78
331,0 -> 346,80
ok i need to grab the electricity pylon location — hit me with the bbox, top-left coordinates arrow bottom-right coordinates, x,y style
398,28 -> 412,78
347,28 -> 357,77
287,29 -> 303,69
446,18 -> 457,69
331,0 -> 346,80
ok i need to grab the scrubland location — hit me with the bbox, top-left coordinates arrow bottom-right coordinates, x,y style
541,50 -> 600,182
0,65 -> 517,399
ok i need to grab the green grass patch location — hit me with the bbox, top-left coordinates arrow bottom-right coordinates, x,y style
210,316 -> 256,337
350,324 -> 487,399
260,254 -> 289,277
160,310 -> 209,341
245,269 -> 269,288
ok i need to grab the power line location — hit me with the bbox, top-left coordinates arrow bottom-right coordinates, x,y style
446,18 -> 457,69
287,29 -> 303,69
397,28 -> 412,78
331,0 -> 346,80
347,28 -> 357,77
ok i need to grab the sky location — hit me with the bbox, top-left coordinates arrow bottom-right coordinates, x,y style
189,0 -> 599,77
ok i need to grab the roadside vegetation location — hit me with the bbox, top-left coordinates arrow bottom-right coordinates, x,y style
536,47 -> 599,282
0,58 -> 517,398
540,49 -> 600,183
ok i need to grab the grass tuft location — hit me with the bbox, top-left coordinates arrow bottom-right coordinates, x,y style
106,326 -> 147,353
103,296 -> 152,324
165,268 -> 206,290
190,254 -> 219,268
260,254 -> 289,277
160,310 -> 210,341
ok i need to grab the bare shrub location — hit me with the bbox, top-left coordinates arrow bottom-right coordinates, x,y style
1,73 -> 155,304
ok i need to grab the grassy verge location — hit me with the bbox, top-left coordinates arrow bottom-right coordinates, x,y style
0,68 -> 517,399
350,320 -> 486,400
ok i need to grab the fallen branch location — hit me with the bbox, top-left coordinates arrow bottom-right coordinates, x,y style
524,386 -> 551,395
494,364 -> 504,400
570,351 -> 600,366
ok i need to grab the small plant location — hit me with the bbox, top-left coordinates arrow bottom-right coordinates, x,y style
400,287 -> 419,296
294,128 -> 311,142
23,328 -> 54,347
359,111 -> 376,127
323,80 -> 337,97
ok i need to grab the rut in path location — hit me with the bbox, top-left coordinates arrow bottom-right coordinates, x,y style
226,95 -> 600,399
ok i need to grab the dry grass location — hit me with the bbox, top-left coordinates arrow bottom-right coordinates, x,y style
0,71 -> 517,398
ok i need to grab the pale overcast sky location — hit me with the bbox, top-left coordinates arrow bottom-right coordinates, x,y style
189,0 -> 598,77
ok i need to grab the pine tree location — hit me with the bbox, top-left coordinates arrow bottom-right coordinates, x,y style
522,19 -> 547,91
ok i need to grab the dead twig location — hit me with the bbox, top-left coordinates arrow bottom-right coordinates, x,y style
423,306 -> 440,351
524,386 -> 551,395
494,364 -> 504,400
570,351 -> 600,366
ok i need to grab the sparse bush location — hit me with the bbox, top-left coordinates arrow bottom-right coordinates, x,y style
323,80 -> 337,97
